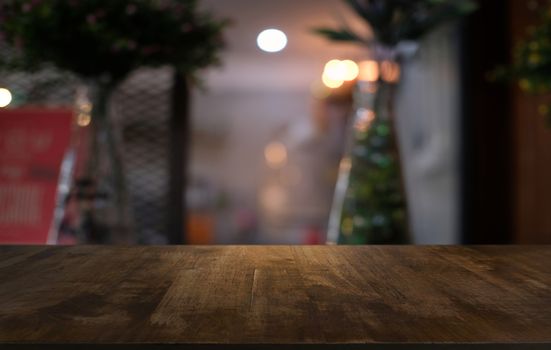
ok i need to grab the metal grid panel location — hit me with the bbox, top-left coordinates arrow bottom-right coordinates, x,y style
1,64 -> 174,244
114,67 -> 173,244
0,70 -> 78,107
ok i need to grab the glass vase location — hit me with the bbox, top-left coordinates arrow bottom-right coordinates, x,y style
74,81 -> 133,243
328,58 -> 409,244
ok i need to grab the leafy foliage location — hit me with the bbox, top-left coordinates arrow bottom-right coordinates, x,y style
317,1 -> 477,244
314,0 -> 477,48
0,0 -> 228,84
339,89 -> 407,244
499,6 -> 551,94
492,2 -> 551,126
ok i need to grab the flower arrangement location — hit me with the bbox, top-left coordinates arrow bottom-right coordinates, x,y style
0,0 -> 228,84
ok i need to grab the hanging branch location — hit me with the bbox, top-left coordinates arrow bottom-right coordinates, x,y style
313,0 -> 477,50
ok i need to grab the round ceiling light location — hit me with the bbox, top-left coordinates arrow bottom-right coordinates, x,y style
257,28 -> 287,53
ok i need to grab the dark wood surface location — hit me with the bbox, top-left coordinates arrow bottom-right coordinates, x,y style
0,245 -> 550,349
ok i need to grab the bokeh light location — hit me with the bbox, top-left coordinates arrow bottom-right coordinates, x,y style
77,113 -> 92,127
354,108 -> 376,132
323,59 -> 359,82
0,88 -> 13,108
322,73 -> 344,89
358,60 -> 380,82
321,59 -> 360,89
341,60 -> 359,81
324,59 -> 345,81
257,28 -> 287,53
381,60 -> 400,83
265,142 -> 288,168
260,185 -> 287,212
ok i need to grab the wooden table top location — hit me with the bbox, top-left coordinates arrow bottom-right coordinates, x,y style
0,245 -> 550,349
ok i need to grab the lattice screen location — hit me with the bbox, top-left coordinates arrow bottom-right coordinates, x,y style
115,67 -> 173,244
0,66 -> 175,244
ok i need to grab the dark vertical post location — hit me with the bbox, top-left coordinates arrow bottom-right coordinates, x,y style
168,71 -> 190,244
459,0 -> 512,243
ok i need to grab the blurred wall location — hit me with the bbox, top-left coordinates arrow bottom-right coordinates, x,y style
191,1 -> 464,244
191,0 -> 364,243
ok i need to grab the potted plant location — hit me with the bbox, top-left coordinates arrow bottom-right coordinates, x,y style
0,0 -> 228,243
316,0 -> 477,244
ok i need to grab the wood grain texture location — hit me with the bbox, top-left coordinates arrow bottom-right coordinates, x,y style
0,245 -> 550,349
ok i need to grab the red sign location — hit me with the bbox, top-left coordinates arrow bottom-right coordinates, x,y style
0,108 -> 73,244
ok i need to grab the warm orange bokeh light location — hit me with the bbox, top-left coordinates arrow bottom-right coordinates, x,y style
358,60 -> 379,82
322,59 -> 360,88
381,60 -> 400,83
77,113 -> 92,127
265,142 -> 288,169
324,59 -> 359,81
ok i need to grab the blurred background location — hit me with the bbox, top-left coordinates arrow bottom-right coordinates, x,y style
1,0 -> 550,245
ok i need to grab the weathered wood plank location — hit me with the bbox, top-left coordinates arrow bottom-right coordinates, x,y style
0,245 -> 550,349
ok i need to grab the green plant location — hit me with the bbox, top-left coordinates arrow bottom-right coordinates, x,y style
314,0 -> 477,48
492,2 -> 551,126
0,0 -> 228,84
317,0 -> 477,245
0,0 -> 229,244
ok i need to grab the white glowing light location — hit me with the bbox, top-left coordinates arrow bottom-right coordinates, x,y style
341,60 -> 359,81
257,29 -> 287,53
322,73 -> 343,89
321,59 -> 360,89
0,88 -> 13,108
323,59 -> 359,82
324,59 -> 345,81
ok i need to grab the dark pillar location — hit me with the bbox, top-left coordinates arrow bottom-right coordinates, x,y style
460,0 -> 513,243
168,71 -> 190,244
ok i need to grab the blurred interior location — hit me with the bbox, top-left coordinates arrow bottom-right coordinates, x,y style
1,0 -> 551,245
